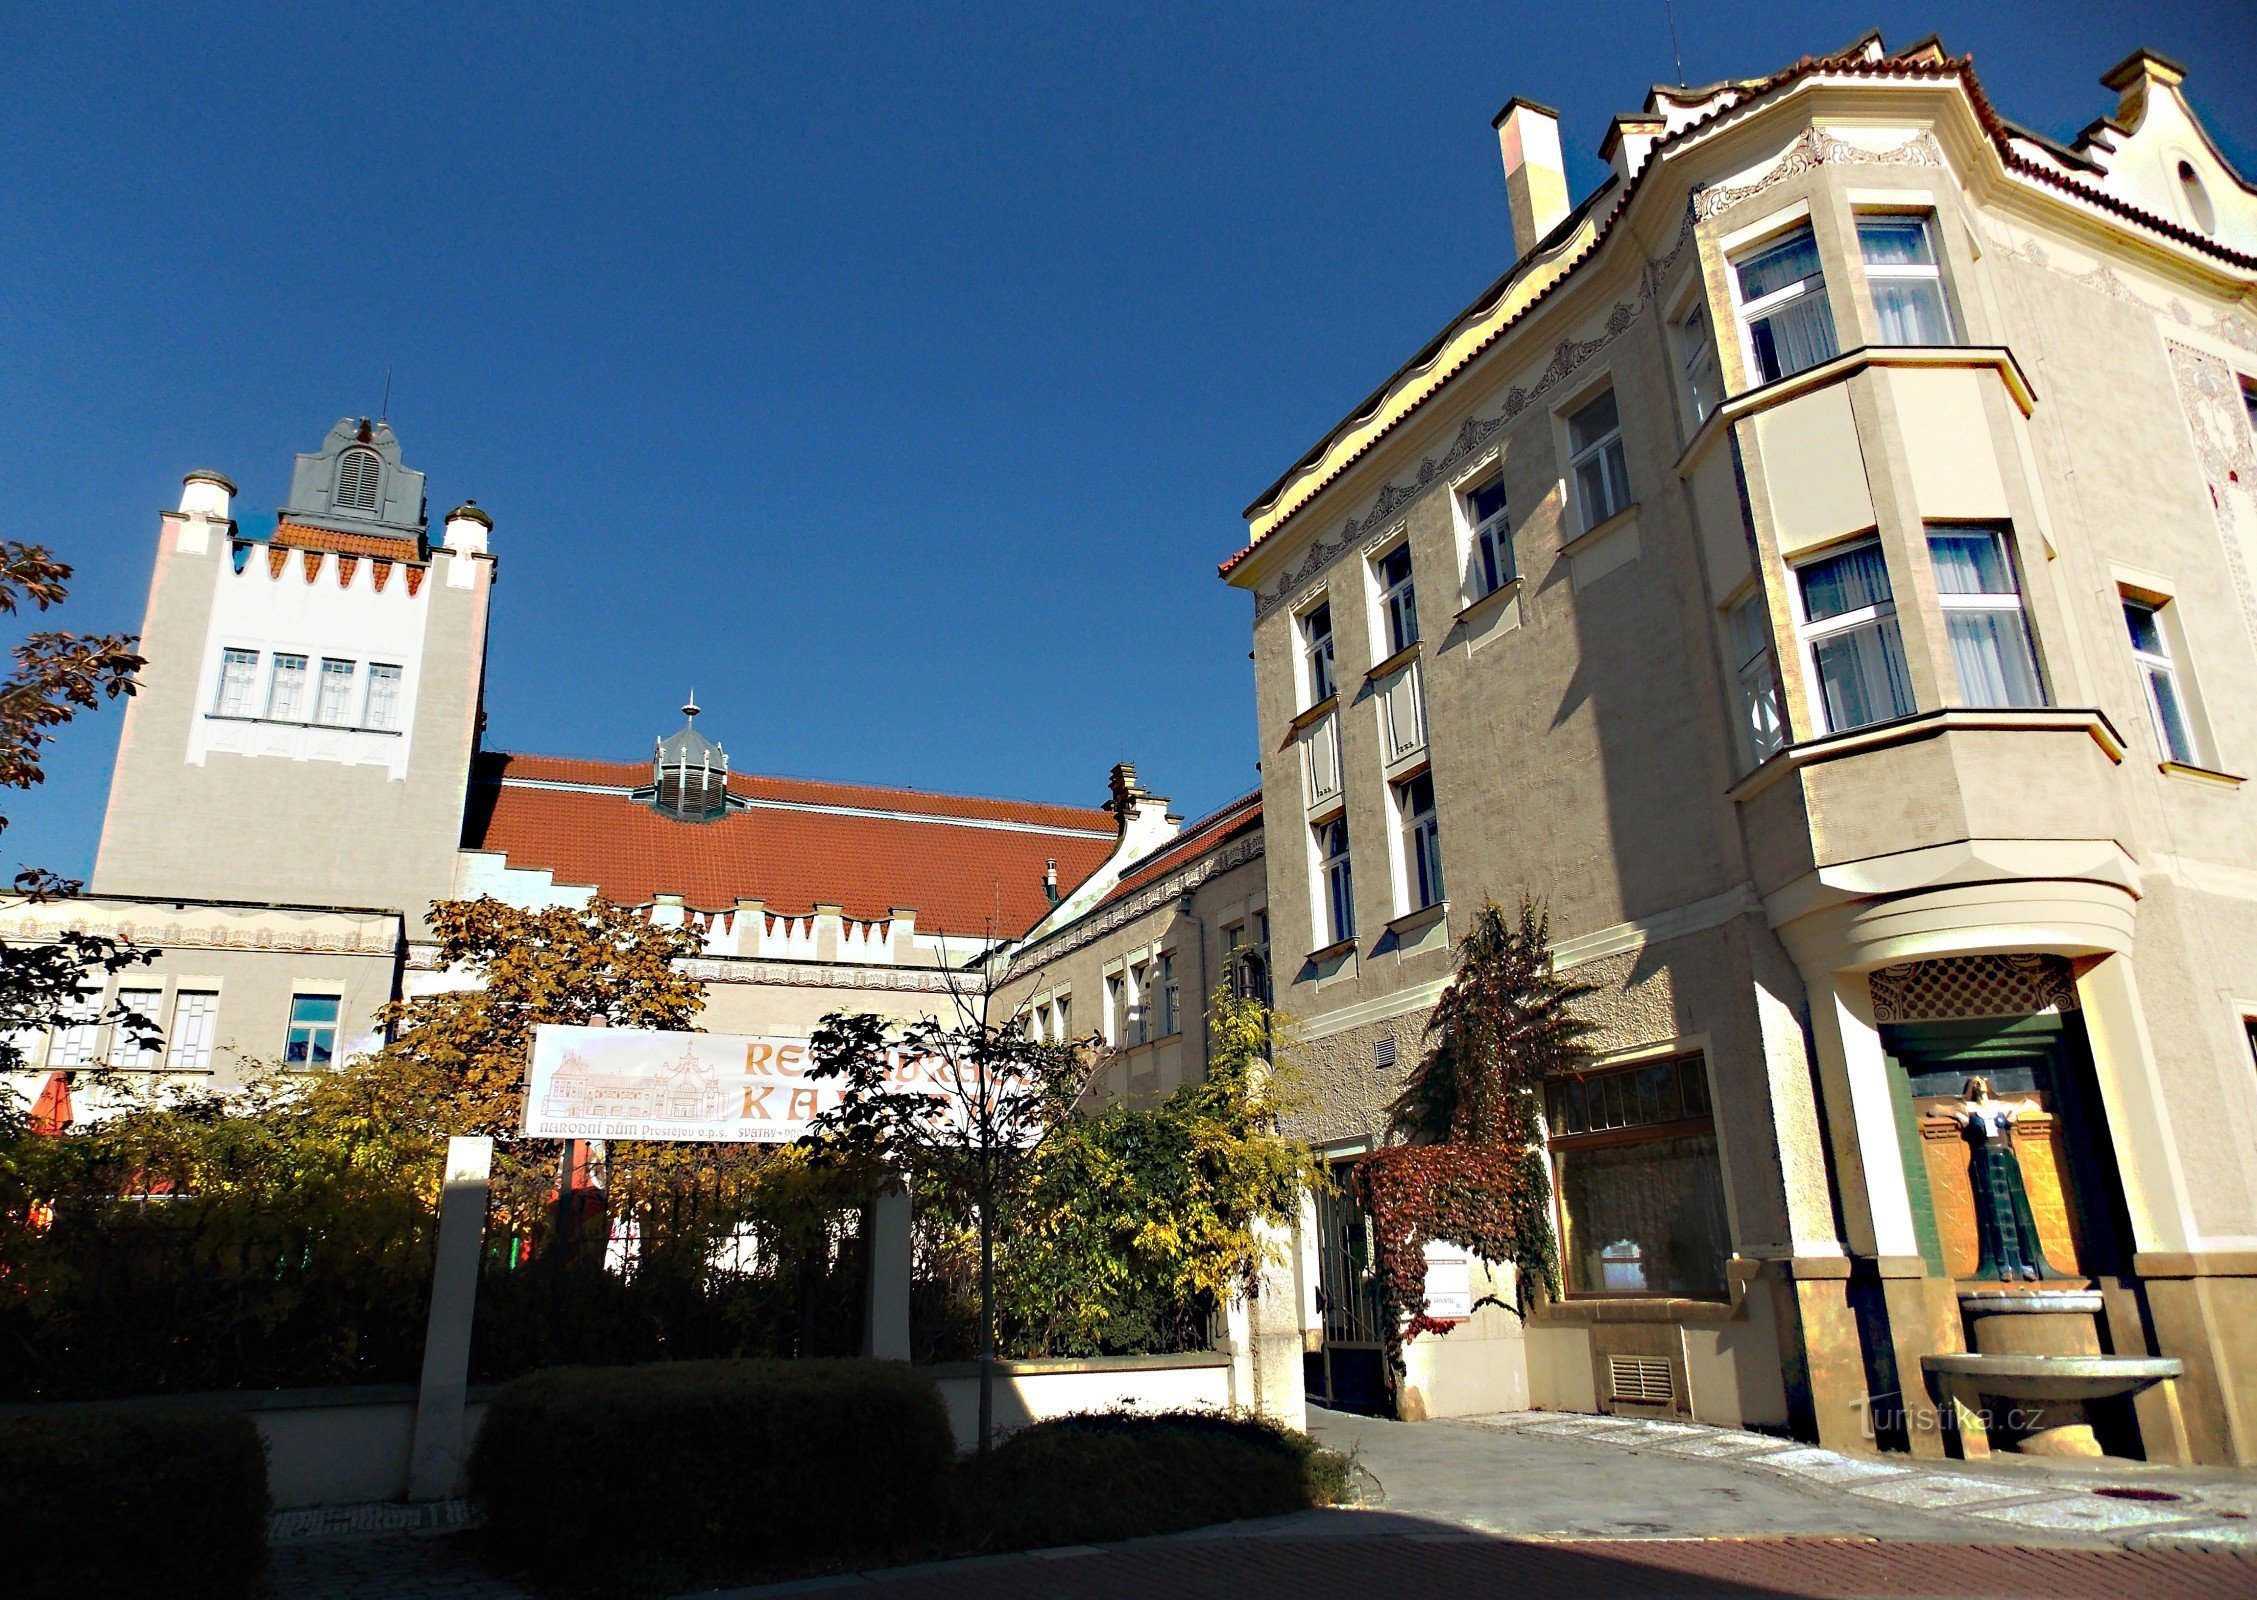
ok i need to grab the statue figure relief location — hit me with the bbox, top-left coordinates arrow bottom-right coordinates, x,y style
1954,1075 -> 2061,1282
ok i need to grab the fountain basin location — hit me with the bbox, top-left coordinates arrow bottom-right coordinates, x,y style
1922,1353 -> 2181,1403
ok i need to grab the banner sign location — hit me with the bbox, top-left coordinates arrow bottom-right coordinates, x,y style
523,1024 -> 929,1143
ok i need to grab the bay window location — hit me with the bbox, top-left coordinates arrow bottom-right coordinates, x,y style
1929,528 -> 2043,707
1859,214 -> 1956,345
1792,539 -> 1914,733
1734,224 -> 1838,384
1546,1054 -> 1731,1299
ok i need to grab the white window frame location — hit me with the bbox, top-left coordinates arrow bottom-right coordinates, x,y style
1103,971 -> 1125,1047
1725,589 -> 1787,766
166,989 -> 220,1071
1857,211 -> 1956,346
1928,525 -> 2044,708
285,992 -> 343,1069
1393,771 -> 1444,914
48,984 -> 104,1067
1373,540 -> 1419,656
1673,300 -> 1722,427
1299,599 -> 1337,708
1730,221 -> 1837,386
1315,814 -> 1356,947
1156,951 -> 1179,1037
363,662 -> 403,730
215,648 -> 260,716
1788,537 -> 1914,735
107,986 -> 165,1069
1565,388 -> 1631,530
1455,464 -> 1514,601
315,658 -> 357,726
267,653 -> 309,721
2123,591 -> 2204,767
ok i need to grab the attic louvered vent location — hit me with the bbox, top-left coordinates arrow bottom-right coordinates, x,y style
1608,1354 -> 1675,1405
335,448 -> 382,512
1374,1036 -> 1397,1071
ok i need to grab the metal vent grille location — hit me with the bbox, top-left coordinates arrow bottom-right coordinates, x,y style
1374,1036 -> 1397,1071
335,449 -> 382,511
1609,1354 -> 1674,1404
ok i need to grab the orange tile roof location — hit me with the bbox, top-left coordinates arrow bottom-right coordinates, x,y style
273,520 -> 426,562
462,752 -> 1119,938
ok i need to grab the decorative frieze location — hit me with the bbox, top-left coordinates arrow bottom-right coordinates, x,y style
1690,127 -> 1944,223
3,913 -> 399,957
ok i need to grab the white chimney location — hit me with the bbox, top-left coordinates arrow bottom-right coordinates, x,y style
442,501 -> 492,557
179,469 -> 234,520
1600,114 -> 1666,186
1493,98 -> 1571,260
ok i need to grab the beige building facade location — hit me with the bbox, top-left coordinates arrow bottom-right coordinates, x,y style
1223,37 -> 2257,1462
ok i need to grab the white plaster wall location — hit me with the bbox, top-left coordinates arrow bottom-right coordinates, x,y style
929,1356 -> 1236,1449
189,553 -> 431,780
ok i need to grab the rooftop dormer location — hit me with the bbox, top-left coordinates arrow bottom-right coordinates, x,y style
279,417 -> 429,548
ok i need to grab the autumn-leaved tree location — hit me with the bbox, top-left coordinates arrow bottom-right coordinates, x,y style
1355,897 -> 1595,1372
0,541 -> 151,1082
371,895 -> 712,1216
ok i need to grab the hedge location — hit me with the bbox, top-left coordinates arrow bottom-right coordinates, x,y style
966,1410 -> 1350,1549
0,1408 -> 268,1599
469,1358 -> 955,1579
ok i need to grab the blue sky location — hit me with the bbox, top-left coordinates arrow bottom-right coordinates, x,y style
4,2 -> 2252,880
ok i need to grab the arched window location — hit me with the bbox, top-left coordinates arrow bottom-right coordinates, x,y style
335,448 -> 383,512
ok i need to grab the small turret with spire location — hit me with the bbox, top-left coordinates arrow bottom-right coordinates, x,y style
651,692 -> 730,821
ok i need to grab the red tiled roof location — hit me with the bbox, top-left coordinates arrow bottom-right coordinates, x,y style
1219,40 -> 2256,579
273,520 -> 426,562
1093,790 -> 1262,912
462,752 -> 1118,938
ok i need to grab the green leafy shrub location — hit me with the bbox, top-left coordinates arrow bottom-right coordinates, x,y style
469,1358 -> 954,1581
966,1410 -> 1348,1549
0,1408 -> 267,1599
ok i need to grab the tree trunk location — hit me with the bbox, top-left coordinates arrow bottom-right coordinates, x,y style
978,1177 -> 996,1456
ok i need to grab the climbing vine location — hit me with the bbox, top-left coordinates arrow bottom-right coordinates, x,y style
1354,897 -> 1594,1372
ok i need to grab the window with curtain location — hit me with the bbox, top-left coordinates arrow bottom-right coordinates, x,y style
1793,539 -> 1915,733
1735,224 -> 1839,383
267,654 -> 308,721
316,659 -> 357,725
2124,596 -> 2199,765
1461,470 -> 1513,599
215,648 -> 260,716
1395,771 -> 1443,912
1567,389 -> 1632,528
363,663 -> 403,729
1859,215 -> 1956,346
1929,528 -> 2043,707
1301,602 -> 1336,705
1316,816 -> 1355,946
1727,592 -> 1787,763
1546,1054 -> 1732,1298
1376,543 -> 1419,654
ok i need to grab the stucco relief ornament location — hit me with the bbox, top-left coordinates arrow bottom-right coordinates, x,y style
2166,341 -> 2257,649
1691,128 -> 1945,223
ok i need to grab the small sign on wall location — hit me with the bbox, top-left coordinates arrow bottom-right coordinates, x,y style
1422,1241 -> 1473,1320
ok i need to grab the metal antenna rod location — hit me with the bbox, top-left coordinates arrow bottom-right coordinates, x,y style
380,363 -> 393,423
1666,0 -> 1687,86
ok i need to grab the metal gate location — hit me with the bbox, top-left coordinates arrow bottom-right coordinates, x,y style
1310,1158 -> 1391,1412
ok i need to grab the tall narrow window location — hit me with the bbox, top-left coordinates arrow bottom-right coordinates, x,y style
1396,772 -> 1444,912
215,648 -> 260,716
335,447 -> 382,511
285,994 -> 341,1068
1317,815 -> 1356,946
1376,544 -> 1419,653
1675,304 -> 1722,424
1104,972 -> 1126,1047
1128,963 -> 1150,1046
166,991 -> 219,1071
1859,215 -> 1955,346
108,988 -> 164,1068
1461,471 -> 1513,599
1157,952 -> 1179,1037
1727,592 -> 1787,763
48,987 -> 102,1067
2124,597 -> 2199,765
1567,390 -> 1632,529
1735,225 -> 1838,383
267,654 -> 308,721
1052,993 -> 1072,1043
363,663 -> 402,729
316,659 -> 356,726
1929,528 -> 2043,707
1793,539 -> 1914,733
1302,603 -> 1337,705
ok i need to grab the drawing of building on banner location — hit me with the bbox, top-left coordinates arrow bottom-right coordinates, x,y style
539,1047 -> 728,1125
